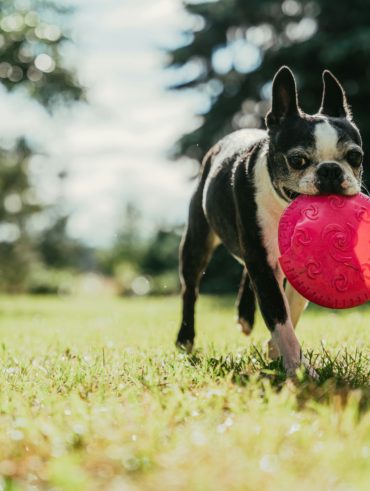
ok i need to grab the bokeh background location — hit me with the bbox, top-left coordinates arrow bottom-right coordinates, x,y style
0,0 -> 369,297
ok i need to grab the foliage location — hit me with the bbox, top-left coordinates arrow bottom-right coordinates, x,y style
0,295 -> 368,489
99,206 -> 182,295
102,216 -> 244,295
25,263 -> 75,294
0,139 -> 40,291
140,227 -> 182,275
37,215 -> 96,271
0,0 -> 83,107
0,0 -> 84,290
168,0 -> 370,187
202,245 -> 243,293
99,204 -> 145,277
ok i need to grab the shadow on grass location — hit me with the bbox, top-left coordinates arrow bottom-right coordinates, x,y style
185,345 -> 370,411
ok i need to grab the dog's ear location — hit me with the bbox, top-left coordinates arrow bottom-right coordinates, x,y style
319,70 -> 351,119
266,66 -> 299,128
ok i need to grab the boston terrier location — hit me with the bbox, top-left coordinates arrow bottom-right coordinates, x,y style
176,66 -> 363,378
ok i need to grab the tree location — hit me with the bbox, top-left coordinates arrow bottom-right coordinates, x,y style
0,0 -> 83,106
0,0 -> 84,290
168,0 -> 370,187
140,227 -> 182,276
0,139 -> 39,290
37,215 -> 96,271
98,204 -> 145,277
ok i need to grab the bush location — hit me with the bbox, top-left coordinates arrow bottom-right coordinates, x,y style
26,266 -> 75,295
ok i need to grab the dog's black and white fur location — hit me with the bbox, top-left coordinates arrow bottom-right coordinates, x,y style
176,66 -> 363,377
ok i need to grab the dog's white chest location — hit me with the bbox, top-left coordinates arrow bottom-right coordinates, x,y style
257,203 -> 283,269
254,158 -> 287,270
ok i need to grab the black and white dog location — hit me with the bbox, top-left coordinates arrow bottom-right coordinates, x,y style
176,66 -> 363,377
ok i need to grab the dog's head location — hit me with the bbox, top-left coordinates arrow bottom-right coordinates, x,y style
265,66 -> 363,201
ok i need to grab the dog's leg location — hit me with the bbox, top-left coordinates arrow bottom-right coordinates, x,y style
246,263 -> 317,378
268,281 -> 308,359
285,282 -> 309,328
247,263 -> 300,375
176,194 -> 216,351
236,268 -> 255,336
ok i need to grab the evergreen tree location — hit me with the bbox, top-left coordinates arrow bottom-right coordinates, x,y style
0,0 -> 82,105
0,0 -> 84,290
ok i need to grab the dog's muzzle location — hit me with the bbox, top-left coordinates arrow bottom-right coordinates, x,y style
315,162 -> 344,194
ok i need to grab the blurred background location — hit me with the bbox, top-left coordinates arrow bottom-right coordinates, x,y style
0,0 -> 369,297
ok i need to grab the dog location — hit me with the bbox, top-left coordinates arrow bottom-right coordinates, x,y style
176,66 -> 363,377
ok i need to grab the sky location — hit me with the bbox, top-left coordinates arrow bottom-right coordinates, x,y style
0,0 -> 204,246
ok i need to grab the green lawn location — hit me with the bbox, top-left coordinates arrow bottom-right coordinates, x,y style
0,295 -> 369,491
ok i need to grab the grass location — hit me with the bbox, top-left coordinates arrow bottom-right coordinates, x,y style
0,294 -> 369,491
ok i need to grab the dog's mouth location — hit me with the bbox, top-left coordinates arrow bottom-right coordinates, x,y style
282,187 -> 301,201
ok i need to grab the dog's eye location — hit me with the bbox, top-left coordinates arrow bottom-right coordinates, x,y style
346,149 -> 363,167
288,155 -> 307,169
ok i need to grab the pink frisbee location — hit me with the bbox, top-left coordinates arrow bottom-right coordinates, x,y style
278,193 -> 370,309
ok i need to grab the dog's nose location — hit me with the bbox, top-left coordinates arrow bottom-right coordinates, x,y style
316,162 -> 344,194
317,162 -> 343,181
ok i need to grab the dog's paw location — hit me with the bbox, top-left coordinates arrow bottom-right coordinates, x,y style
175,339 -> 194,353
284,356 -> 319,381
236,318 -> 253,336
267,338 -> 280,360
301,355 -> 319,380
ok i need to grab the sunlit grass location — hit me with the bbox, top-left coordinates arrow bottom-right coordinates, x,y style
0,295 -> 369,490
